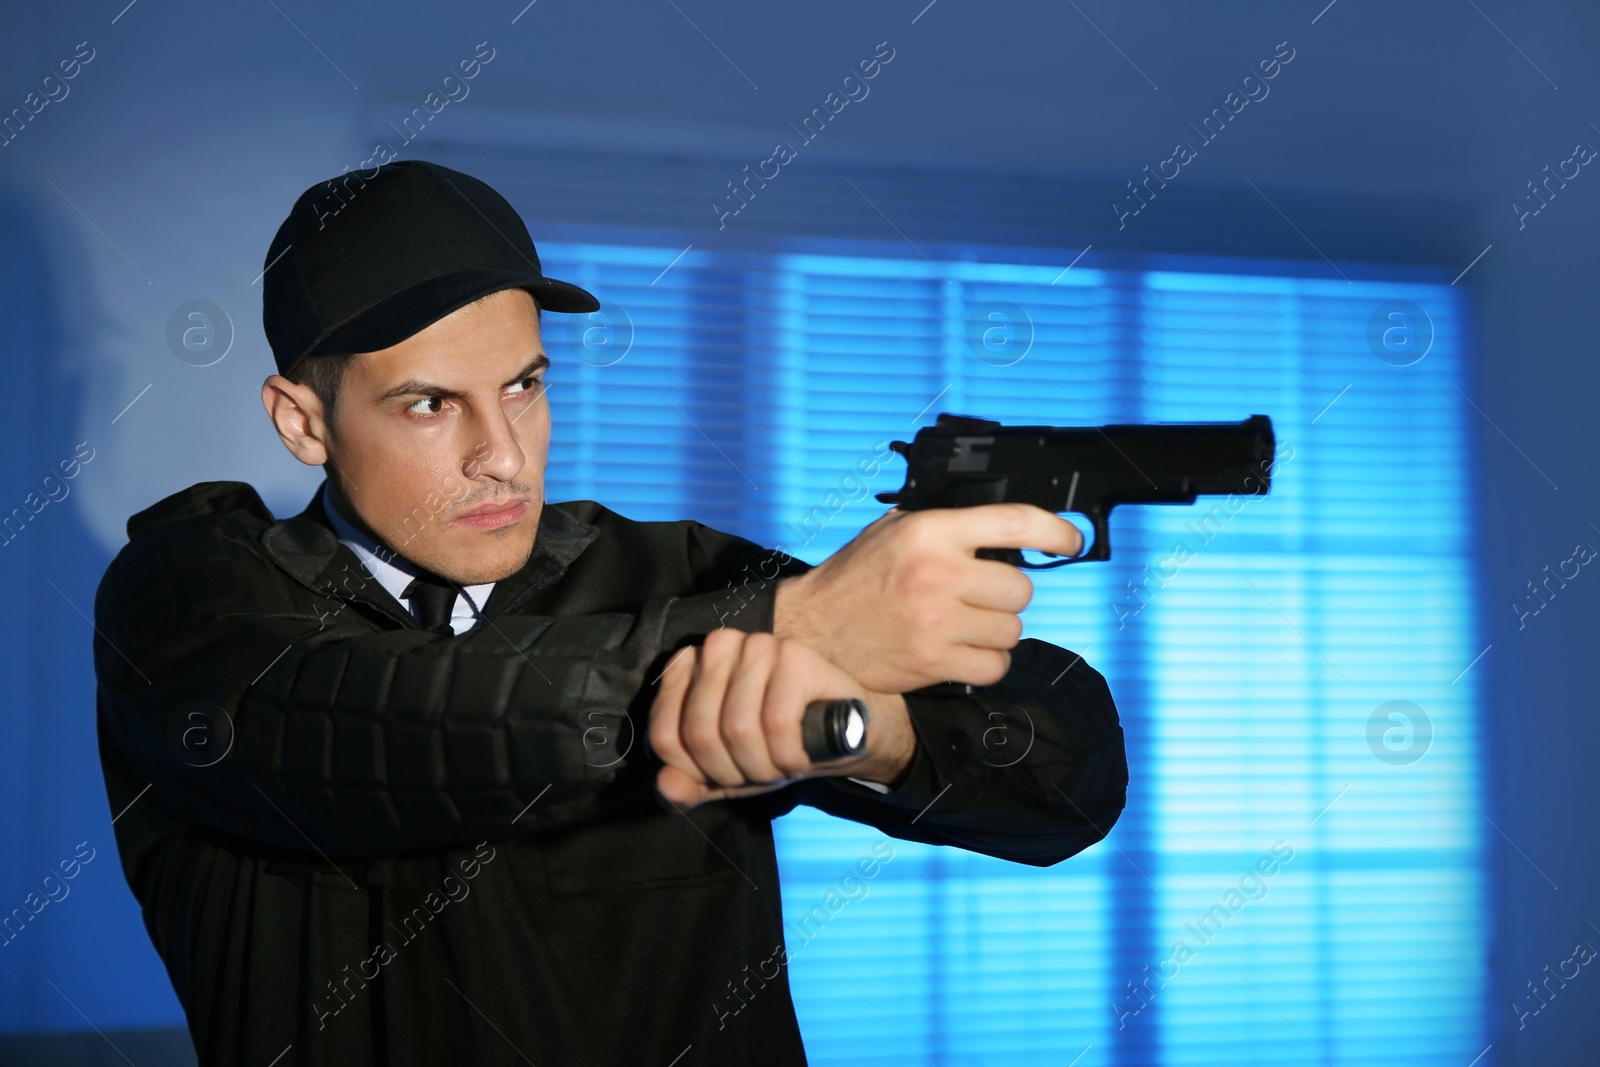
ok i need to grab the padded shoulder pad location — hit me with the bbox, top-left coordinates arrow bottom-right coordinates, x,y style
126,481 -> 273,541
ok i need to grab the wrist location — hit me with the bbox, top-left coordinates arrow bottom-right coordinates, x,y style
772,574 -> 813,643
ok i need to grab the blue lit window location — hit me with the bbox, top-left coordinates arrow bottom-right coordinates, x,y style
536,241 -> 1485,1066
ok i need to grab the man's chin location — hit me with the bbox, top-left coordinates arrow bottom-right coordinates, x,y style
441,519 -> 538,584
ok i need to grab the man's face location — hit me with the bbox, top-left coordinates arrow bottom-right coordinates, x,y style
275,287 -> 551,586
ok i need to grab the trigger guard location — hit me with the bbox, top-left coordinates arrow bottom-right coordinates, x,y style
1015,553 -> 1086,570
976,546 -> 1092,569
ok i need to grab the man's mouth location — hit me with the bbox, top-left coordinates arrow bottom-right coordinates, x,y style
451,498 -> 531,530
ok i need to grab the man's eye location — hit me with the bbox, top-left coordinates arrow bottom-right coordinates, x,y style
507,376 -> 544,396
407,396 -> 445,416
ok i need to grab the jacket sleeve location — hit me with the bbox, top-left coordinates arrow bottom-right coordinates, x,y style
92,517 -> 782,862
733,546 -> 1128,867
763,637 -> 1128,867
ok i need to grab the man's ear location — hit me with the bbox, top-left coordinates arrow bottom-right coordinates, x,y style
261,374 -> 331,466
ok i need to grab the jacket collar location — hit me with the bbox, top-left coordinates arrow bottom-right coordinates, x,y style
260,479 -> 601,628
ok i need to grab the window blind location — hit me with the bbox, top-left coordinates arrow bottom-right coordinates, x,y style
534,239 -> 1485,1066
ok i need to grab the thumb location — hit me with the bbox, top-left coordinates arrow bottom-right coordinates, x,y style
655,764 -> 708,810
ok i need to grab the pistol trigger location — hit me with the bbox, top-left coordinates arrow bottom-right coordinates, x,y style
1085,508 -> 1113,562
975,547 -> 1026,566
1010,508 -> 1110,568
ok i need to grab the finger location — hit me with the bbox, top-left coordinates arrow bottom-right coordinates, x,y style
763,640 -> 832,779
949,503 -> 1085,556
883,595 -> 1024,660
648,645 -> 698,768
678,629 -> 748,788
718,633 -> 787,784
869,518 -> 1034,614
946,645 -> 1011,687
656,763 -> 793,812
952,560 -> 1036,614
942,605 -> 1026,651
760,641 -> 826,778
655,763 -> 706,808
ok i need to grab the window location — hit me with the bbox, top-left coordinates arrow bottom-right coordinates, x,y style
537,240 -> 1484,1066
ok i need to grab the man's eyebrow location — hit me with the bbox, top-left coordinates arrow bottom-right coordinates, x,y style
375,353 -> 549,404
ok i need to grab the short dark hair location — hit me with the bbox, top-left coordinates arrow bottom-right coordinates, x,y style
287,350 -> 351,424
286,294 -> 542,427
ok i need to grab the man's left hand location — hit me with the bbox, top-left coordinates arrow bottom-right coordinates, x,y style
648,628 -> 916,810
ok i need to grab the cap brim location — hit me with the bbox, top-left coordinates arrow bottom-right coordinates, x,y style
314,269 -> 600,357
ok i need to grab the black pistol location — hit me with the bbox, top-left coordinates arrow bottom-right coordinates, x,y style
876,412 -> 1277,567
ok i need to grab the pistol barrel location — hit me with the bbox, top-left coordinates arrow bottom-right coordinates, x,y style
875,412 -> 1277,564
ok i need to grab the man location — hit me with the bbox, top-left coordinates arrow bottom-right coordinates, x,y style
92,160 -> 1127,1065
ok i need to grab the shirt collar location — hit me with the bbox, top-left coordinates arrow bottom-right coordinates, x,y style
319,481 -> 495,630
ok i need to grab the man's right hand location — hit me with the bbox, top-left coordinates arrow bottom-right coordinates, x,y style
772,503 -> 1084,694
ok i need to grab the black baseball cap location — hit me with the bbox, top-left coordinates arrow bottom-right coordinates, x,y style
261,159 -> 599,378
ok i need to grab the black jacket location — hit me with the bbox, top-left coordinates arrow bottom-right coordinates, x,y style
92,479 -> 1127,1066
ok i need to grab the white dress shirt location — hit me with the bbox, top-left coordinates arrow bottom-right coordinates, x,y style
321,482 -> 494,636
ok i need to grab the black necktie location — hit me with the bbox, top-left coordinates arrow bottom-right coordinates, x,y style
402,570 -> 459,635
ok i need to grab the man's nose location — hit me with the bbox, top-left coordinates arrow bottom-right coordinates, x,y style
465,405 -> 527,480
